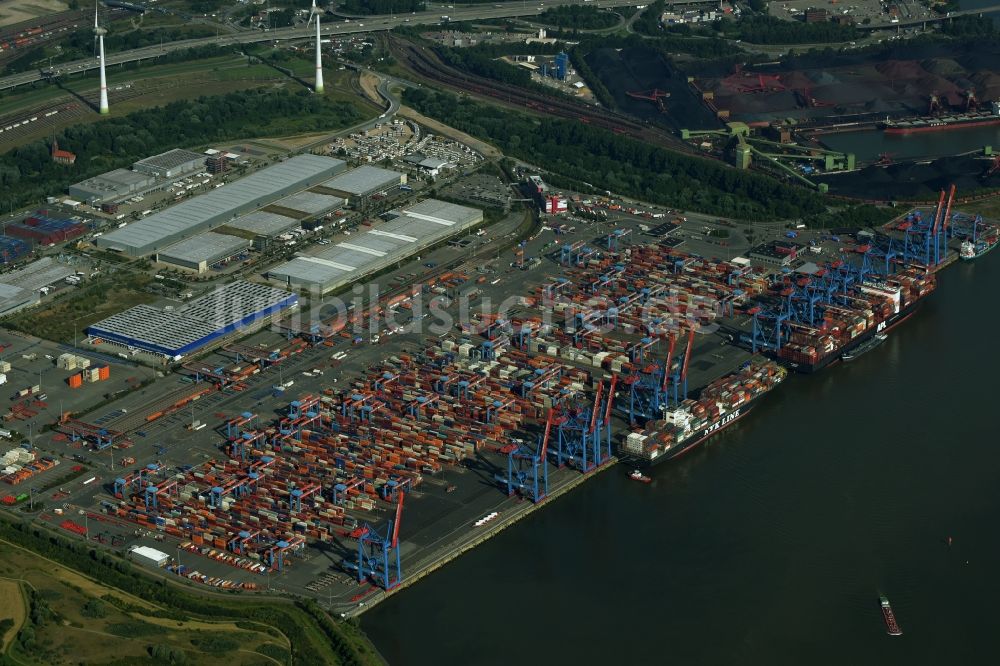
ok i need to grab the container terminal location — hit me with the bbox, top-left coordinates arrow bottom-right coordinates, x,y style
0,181 -> 995,615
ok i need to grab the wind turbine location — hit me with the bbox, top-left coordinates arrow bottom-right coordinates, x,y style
94,1 -> 109,114
307,0 -> 324,94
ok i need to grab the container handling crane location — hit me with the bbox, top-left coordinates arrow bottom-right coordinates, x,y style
496,409 -> 553,503
345,490 -> 405,590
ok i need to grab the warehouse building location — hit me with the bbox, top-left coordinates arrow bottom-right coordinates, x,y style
0,257 -> 76,316
93,155 -> 347,257
223,211 -> 301,248
268,199 -> 482,294
68,169 -> 155,205
320,165 -> 406,209
270,191 -> 345,218
156,232 -> 251,274
133,148 -> 205,179
86,281 -> 297,359
403,154 -> 452,178
128,545 -> 169,568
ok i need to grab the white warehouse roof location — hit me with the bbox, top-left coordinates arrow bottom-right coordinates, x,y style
268,199 -> 482,294
322,165 -> 404,197
157,232 -> 251,267
94,155 -> 346,256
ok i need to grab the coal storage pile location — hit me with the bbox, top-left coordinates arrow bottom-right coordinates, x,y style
586,46 -> 720,132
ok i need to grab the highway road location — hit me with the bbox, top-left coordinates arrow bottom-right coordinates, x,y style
0,0 -> 639,92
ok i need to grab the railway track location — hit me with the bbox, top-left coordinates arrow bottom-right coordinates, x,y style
388,36 -> 691,153
0,9 -> 125,69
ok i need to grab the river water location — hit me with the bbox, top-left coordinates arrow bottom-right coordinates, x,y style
364,253 -> 1000,665
821,124 -> 1000,162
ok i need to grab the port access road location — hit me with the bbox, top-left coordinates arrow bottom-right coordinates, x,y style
0,0 -> 639,92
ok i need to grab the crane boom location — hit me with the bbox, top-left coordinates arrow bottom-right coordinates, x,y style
942,183 -> 956,231
604,374 -> 617,427
680,329 -> 695,382
391,490 -> 404,549
589,380 -> 603,434
931,189 -> 946,234
661,334 -> 677,391
539,409 -> 554,460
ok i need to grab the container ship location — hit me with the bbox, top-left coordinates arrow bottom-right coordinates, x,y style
620,360 -> 786,466
773,266 -> 935,373
880,105 -> 1000,135
960,232 -> 1000,260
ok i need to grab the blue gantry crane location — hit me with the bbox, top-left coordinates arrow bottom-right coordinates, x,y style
346,491 -> 405,589
496,409 -> 553,502
619,330 -> 693,422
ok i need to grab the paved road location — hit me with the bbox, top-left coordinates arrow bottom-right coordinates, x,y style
0,0 -> 638,92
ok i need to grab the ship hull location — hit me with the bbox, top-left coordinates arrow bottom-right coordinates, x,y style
783,300 -> 921,374
882,117 -> 1000,135
625,393 -> 762,468
960,239 -> 999,260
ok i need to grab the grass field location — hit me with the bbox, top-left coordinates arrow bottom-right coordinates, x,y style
0,538 -> 289,665
0,578 -> 27,653
962,197 -> 1000,221
0,0 -> 68,28
2,273 -> 157,343
0,53 -> 379,151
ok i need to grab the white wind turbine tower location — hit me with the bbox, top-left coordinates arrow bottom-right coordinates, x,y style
94,1 -> 109,114
307,0 -> 324,94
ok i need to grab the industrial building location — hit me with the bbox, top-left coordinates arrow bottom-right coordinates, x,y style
68,169 -> 155,205
156,232 -> 252,273
129,545 -> 169,567
133,149 -> 205,179
87,281 -> 297,359
224,211 -> 301,248
320,165 -> 406,208
94,155 -> 347,257
271,191 -> 345,218
268,199 -> 482,294
0,257 -> 76,316
403,154 -> 452,177
749,240 -> 800,266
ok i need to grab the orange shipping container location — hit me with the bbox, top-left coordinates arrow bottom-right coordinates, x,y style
67,373 -> 83,388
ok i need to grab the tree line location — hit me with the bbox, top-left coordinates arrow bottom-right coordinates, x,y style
710,15 -> 860,45
404,87 -> 827,220
536,6 -> 619,30
0,88 -> 362,211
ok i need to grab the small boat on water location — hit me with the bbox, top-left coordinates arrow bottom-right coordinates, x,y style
629,469 -> 652,484
880,594 -> 903,636
843,334 -> 887,362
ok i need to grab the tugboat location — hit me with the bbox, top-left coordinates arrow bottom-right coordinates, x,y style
629,469 -> 652,484
842,333 -> 887,362
880,594 -> 903,636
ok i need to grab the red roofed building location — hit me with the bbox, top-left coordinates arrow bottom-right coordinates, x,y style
51,140 -> 76,166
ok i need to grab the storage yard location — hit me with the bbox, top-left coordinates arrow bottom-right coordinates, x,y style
2,165 -> 991,616
0,47 -> 996,621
